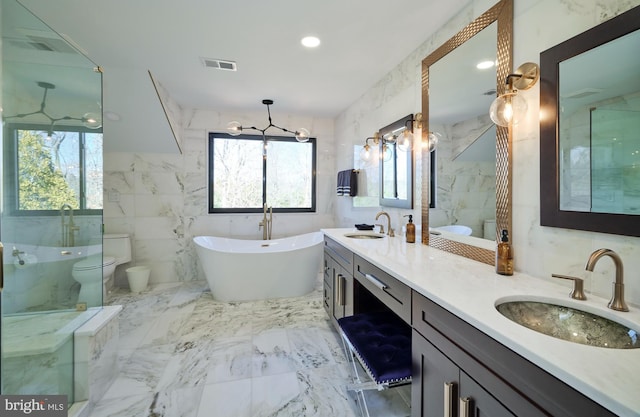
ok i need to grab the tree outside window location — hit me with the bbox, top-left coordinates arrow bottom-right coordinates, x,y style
209,133 -> 316,213
6,126 -> 103,214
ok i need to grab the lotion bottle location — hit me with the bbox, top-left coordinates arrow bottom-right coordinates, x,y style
404,214 -> 416,243
496,229 -> 513,275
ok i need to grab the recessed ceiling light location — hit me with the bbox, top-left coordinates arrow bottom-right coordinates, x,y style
301,36 -> 320,48
476,60 -> 495,70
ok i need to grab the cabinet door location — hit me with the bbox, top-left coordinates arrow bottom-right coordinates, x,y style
459,371 -> 515,417
323,252 -> 334,317
412,330 -> 459,417
332,264 -> 353,321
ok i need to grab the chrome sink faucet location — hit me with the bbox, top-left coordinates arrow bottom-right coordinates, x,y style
585,248 -> 629,312
375,211 -> 394,237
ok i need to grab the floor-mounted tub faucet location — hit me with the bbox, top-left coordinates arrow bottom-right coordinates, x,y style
60,203 -> 80,247
259,203 -> 273,240
585,248 -> 629,312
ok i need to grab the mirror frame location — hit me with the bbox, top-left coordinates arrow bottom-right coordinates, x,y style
380,114 -> 414,208
421,0 -> 513,264
540,4 -> 640,238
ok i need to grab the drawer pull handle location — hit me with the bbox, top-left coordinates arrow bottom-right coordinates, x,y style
459,397 -> 470,417
365,273 -> 388,290
444,382 -> 454,417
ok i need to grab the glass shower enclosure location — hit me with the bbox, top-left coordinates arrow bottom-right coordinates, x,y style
1,0 -> 104,407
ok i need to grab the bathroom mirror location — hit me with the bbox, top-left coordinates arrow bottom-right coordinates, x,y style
421,0 -> 513,264
540,5 -> 640,237
380,114 -> 413,208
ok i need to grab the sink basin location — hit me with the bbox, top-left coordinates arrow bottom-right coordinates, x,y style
496,300 -> 639,349
344,232 -> 385,239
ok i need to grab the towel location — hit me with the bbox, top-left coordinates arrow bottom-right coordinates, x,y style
337,170 -> 358,196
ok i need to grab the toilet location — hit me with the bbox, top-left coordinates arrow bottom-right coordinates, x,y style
72,234 -> 132,305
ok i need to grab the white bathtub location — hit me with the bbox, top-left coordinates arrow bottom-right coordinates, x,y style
193,232 -> 324,302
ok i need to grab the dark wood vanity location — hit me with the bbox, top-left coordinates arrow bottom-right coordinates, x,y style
323,235 -> 618,417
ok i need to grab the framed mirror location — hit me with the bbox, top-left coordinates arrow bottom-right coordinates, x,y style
380,114 -> 414,208
421,0 -> 513,264
540,5 -> 640,237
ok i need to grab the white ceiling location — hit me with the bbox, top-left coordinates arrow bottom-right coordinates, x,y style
16,0 -> 470,152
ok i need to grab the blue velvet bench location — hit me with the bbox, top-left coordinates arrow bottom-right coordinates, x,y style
337,311 -> 412,416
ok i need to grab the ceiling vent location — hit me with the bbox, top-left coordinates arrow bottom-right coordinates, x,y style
201,57 -> 237,71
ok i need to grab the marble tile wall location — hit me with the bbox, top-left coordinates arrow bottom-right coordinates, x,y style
334,0 -> 640,306
103,109 -> 336,285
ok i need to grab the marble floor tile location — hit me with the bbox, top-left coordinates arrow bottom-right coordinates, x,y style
197,378 -> 252,417
97,280 -> 410,417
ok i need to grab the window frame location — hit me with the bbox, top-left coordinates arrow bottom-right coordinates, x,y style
3,123 -> 103,216
208,132 -> 317,214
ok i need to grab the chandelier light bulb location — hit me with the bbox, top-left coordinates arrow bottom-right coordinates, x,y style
295,128 -> 310,142
82,112 -> 102,129
382,144 -> 393,162
227,121 -> 243,136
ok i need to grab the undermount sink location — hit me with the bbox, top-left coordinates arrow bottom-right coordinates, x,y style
496,300 -> 639,349
344,232 -> 385,239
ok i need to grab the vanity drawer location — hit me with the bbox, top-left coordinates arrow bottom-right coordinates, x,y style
324,237 -> 354,272
353,255 -> 411,323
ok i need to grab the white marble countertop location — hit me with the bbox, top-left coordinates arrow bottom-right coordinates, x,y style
322,228 -> 640,417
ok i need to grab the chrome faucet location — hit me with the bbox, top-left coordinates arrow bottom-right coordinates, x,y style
375,211 -> 394,237
60,204 -> 80,247
258,203 -> 273,240
585,248 -> 629,312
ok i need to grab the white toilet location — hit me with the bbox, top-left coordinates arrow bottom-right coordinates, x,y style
73,233 -> 132,305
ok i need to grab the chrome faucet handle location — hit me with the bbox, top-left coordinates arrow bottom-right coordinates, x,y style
375,224 -> 385,234
552,274 -> 587,300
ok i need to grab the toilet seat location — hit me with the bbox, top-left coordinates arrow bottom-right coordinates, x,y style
73,255 -> 116,271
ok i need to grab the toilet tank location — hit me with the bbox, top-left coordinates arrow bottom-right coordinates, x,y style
103,233 -> 132,265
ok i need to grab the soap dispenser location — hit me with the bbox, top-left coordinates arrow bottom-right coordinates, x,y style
404,215 -> 415,243
496,229 -> 513,276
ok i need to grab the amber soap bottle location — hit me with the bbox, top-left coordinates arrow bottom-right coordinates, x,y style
496,229 -> 514,276
404,214 -> 416,243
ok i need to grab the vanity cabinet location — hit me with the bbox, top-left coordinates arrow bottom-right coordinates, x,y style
412,291 -> 617,417
324,237 -> 355,326
353,255 -> 411,323
412,331 -> 518,417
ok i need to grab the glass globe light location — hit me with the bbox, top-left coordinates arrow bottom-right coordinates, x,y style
227,121 -> 243,136
83,112 -> 102,129
489,92 -> 528,127
295,128 -> 310,142
427,132 -> 440,152
382,144 -> 393,162
397,130 -> 413,152
360,144 -> 372,161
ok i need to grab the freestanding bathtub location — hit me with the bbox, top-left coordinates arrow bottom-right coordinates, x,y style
193,232 -> 324,302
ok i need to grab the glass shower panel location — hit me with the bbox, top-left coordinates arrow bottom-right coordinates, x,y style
1,0 -> 103,406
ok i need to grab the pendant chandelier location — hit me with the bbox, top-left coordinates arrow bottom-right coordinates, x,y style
226,99 -> 310,142
3,81 -> 102,137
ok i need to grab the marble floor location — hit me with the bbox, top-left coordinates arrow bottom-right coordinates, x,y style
91,277 -> 411,417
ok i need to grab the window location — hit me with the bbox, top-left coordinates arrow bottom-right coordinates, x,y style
209,133 -> 316,213
4,124 -> 103,214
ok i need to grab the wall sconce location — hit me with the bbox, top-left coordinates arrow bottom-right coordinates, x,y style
397,113 -> 423,152
489,62 -> 539,127
360,132 -> 380,161
426,131 -> 440,152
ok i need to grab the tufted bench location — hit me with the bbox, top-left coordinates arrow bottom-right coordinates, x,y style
337,311 -> 412,416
